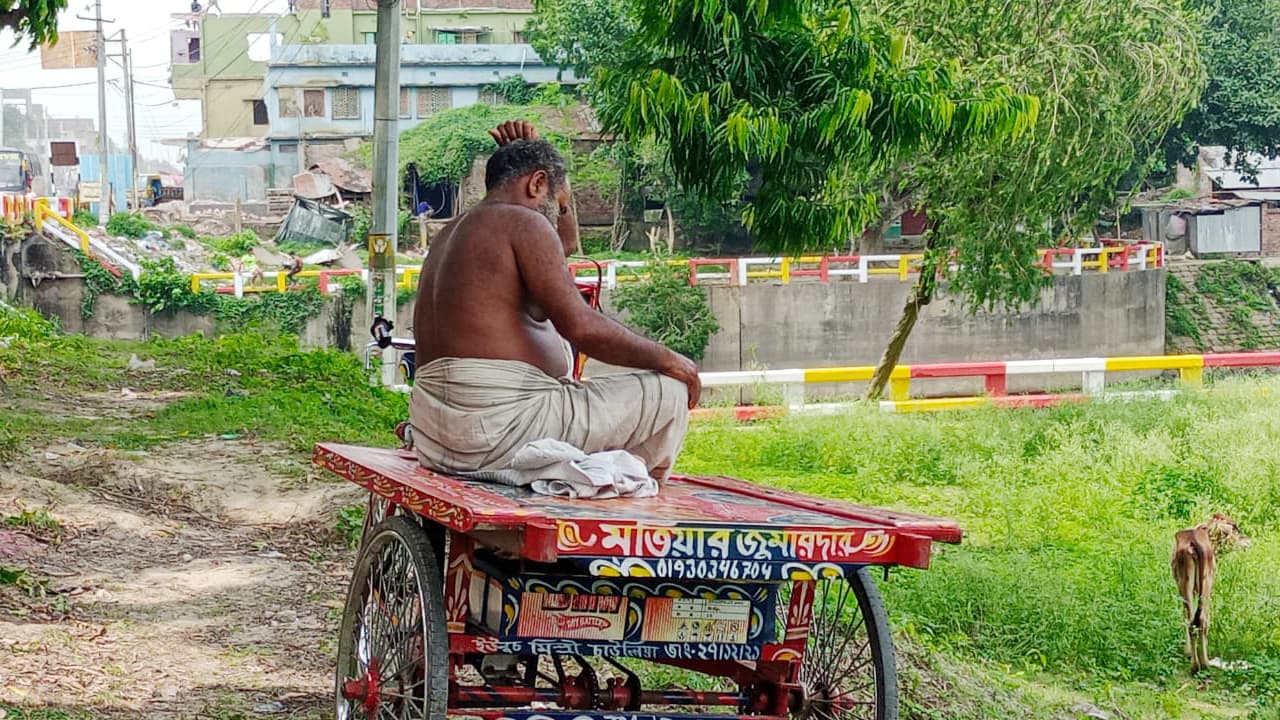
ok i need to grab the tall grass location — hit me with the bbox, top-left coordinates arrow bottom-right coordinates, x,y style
679,382 -> 1280,683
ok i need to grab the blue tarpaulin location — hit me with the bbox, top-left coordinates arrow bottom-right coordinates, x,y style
79,154 -> 135,215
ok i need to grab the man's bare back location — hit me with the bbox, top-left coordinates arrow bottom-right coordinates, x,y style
411,124 -> 701,406
407,127 -> 700,484
414,203 -> 573,378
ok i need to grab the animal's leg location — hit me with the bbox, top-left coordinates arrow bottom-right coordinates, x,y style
1173,553 -> 1198,662
1197,571 -> 1214,671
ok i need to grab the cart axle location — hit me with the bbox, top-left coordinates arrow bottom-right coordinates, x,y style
340,658 -> 382,714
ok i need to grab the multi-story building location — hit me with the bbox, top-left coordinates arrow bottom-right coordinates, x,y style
169,0 -> 545,140
168,0 -> 580,202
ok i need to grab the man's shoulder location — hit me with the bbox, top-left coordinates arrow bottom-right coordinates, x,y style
468,202 -> 551,229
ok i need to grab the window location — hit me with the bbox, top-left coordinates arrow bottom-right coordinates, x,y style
279,143 -> 298,154
303,89 -> 325,118
512,31 -> 526,44
416,87 -> 451,118
188,37 -> 201,62
252,99 -> 268,125
479,87 -> 503,105
331,87 -> 361,119
362,32 -> 376,45
436,31 -> 457,45
399,88 -> 411,118
279,95 -> 298,118
246,33 -> 281,62
321,0 -> 330,18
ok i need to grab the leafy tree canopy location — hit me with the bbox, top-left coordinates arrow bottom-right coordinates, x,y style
872,0 -> 1205,310
2,0 -> 65,48
1164,0 -> 1280,172
592,0 -> 1040,257
527,0 -> 637,80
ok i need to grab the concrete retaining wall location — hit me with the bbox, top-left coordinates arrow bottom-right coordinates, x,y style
6,235 -> 1165,398
692,270 -> 1165,397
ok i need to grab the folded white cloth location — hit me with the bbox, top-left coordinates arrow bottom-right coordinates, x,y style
467,438 -> 657,499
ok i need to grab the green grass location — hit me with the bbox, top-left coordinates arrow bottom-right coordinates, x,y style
2,509 -> 60,532
0,311 -> 406,456
681,384 -> 1280,697
7,304 -> 1280,717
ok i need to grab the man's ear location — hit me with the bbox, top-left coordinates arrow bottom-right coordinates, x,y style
525,169 -> 549,200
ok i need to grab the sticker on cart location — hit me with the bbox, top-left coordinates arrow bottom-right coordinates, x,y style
641,598 -> 751,644
516,592 -> 629,641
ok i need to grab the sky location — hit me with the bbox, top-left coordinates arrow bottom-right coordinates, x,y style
0,0 -> 291,165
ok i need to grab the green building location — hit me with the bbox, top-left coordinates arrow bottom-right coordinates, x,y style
169,0 -> 535,139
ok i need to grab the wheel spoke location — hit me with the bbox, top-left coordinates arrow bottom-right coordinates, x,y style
336,518 -> 443,720
789,572 -> 892,720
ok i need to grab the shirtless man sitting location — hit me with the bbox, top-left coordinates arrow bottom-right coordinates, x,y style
409,121 -> 700,484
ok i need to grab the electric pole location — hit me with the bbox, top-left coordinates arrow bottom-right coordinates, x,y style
121,30 -> 139,210
94,0 -> 110,224
367,0 -> 401,386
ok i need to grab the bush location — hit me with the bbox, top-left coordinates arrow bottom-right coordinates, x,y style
0,304 -> 59,340
168,224 -> 197,239
612,254 -> 720,361
105,211 -> 155,239
207,230 -> 258,257
72,208 -> 99,229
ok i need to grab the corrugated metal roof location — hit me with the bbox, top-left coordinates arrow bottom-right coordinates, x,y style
1201,145 -> 1280,190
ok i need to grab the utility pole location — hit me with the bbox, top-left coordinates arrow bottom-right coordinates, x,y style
296,88 -> 306,176
121,30 -> 139,211
367,0 -> 401,386
94,0 -> 110,224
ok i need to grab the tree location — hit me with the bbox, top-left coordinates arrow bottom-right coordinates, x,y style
589,0 -> 1202,399
594,1 -> 1038,257
854,0 -> 1203,397
1163,0 -> 1280,173
527,0 -> 636,80
1,0 -> 65,48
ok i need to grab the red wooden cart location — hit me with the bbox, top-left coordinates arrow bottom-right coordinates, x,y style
315,442 -> 962,720
329,259 -> 962,719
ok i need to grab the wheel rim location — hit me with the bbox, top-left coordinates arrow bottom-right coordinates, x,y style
338,528 -> 431,719
782,578 -> 881,720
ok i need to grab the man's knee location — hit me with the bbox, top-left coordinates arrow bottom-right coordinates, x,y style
655,373 -> 690,422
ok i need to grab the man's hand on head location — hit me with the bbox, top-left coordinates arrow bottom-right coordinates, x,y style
488,120 -> 539,146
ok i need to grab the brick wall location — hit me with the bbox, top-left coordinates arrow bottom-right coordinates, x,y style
1264,207 -> 1280,257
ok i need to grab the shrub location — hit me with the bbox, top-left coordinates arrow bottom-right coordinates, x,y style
612,254 -> 720,361
0,303 -> 59,340
105,211 -> 155,239
207,230 -> 258,257
72,208 -> 99,229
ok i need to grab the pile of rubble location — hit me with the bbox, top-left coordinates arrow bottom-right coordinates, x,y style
139,200 -> 282,240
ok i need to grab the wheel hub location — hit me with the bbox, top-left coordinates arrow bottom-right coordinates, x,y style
341,658 -> 382,715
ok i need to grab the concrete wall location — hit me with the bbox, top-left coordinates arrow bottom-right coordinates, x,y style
184,142 -> 276,202
590,270 -> 1166,398
9,234 -> 1166,398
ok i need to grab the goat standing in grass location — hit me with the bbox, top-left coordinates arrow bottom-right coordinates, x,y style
1172,513 -> 1250,673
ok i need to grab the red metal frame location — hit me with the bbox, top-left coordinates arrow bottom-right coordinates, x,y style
316,443 -> 961,568
326,443 -> 963,720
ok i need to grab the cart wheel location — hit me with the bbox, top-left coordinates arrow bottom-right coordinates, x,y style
785,568 -> 897,720
336,515 -> 448,720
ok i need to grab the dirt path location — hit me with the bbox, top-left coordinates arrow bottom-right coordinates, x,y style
0,391 -> 364,719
